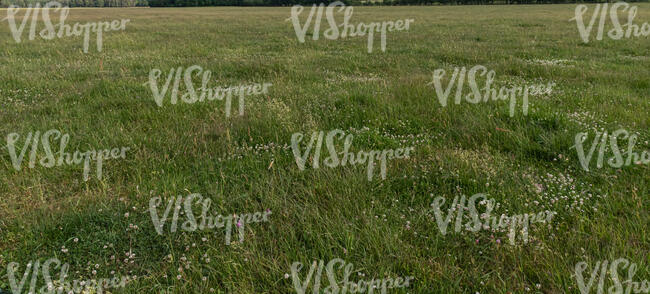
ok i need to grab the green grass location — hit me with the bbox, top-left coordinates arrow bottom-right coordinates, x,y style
0,4 -> 649,294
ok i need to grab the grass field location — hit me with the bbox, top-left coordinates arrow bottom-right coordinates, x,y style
0,4 -> 649,294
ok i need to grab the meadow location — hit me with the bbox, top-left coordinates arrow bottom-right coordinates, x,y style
0,4 -> 649,293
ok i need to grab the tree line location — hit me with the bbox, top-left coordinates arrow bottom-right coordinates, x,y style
1,0 -> 647,8
1,0 -> 147,6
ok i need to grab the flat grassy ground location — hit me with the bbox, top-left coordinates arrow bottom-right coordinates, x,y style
0,4 -> 649,294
